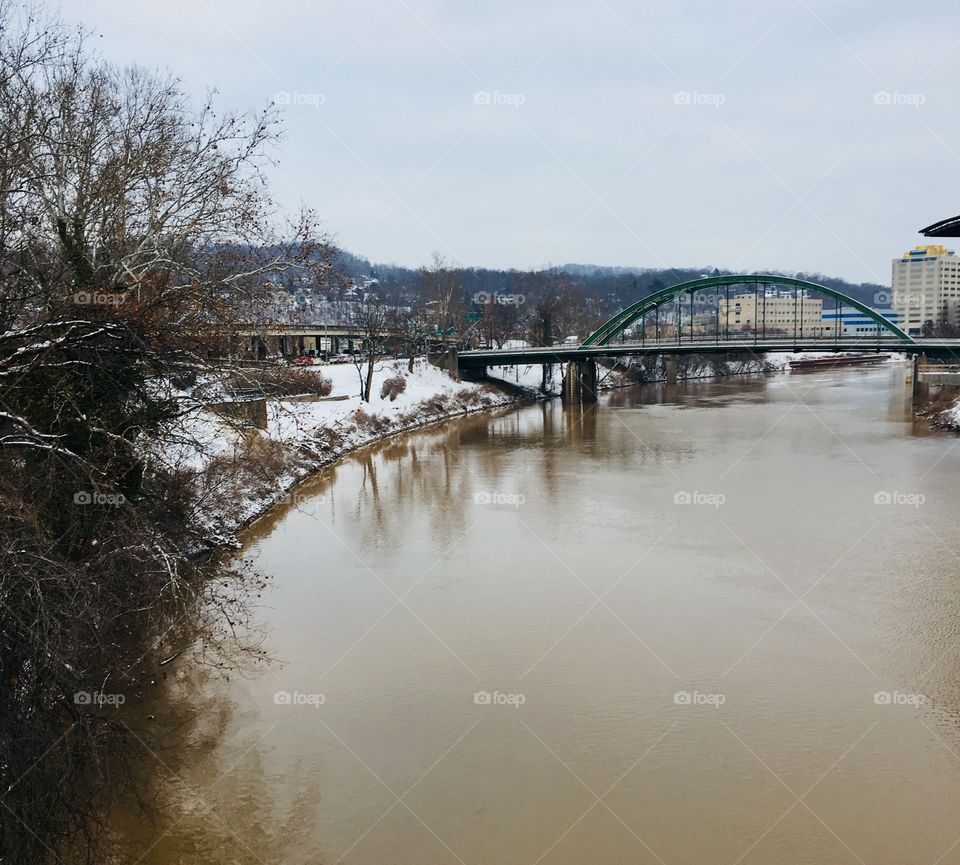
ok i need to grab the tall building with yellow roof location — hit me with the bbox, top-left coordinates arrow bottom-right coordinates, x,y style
890,244 -> 960,335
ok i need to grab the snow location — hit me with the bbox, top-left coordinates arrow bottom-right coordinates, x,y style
151,410 -> 240,473
487,363 -> 559,395
155,347 -> 916,548
145,358 -> 529,547
265,359 -> 503,442
764,351 -> 909,369
942,402 -> 960,427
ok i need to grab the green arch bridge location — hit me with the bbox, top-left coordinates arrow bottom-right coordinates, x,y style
456,274 -> 960,396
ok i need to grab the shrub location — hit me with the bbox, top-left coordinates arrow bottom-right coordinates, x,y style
228,366 -> 333,397
353,408 -> 391,434
380,375 -> 407,401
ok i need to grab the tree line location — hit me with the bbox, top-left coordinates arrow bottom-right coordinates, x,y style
0,4 -> 329,861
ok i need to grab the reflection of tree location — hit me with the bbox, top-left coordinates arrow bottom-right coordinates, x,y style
118,379 -> 794,862
114,679 -> 326,865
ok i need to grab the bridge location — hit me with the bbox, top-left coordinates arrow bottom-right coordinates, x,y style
455,274 -> 960,402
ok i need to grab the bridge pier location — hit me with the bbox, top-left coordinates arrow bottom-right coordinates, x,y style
429,346 -> 460,381
665,354 -> 678,386
562,359 -> 598,405
911,354 -> 926,400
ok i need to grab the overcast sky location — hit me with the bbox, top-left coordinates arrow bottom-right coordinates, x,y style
58,0 -> 960,284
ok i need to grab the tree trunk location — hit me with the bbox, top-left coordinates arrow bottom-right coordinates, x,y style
364,353 -> 375,401
355,364 -> 366,401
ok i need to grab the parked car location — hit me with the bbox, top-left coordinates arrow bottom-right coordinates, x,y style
291,355 -> 314,366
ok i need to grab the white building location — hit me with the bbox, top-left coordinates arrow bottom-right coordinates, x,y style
890,244 -> 960,335
820,308 -> 903,337
718,291 -> 830,336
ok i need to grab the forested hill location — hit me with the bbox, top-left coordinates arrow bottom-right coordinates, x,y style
333,250 -> 888,311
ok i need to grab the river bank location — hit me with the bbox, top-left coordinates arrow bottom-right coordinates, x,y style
919,396 -> 960,431
165,354 -> 916,552
157,359 -> 542,549
170,351 -> 900,549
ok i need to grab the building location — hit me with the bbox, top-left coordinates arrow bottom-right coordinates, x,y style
820,308 -> 903,337
890,244 -> 960,335
718,291 -> 830,337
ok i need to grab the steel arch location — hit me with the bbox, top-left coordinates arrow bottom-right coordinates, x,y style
581,274 -> 914,346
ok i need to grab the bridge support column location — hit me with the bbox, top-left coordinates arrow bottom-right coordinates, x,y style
665,354 -> 678,386
562,360 -> 598,405
428,346 -> 459,381
912,353 -> 928,401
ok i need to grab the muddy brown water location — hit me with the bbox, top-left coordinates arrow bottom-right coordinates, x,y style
122,365 -> 960,865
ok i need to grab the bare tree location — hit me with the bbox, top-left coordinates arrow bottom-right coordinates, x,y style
388,302 -> 428,372
348,297 -> 391,401
478,295 -> 522,348
0,5 -> 329,862
521,270 -> 574,392
421,252 -> 465,335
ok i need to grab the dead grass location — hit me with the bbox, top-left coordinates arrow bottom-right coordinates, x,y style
380,375 -> 407,401
228,366 -> 332,397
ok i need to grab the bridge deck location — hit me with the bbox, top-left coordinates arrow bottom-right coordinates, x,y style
458,339 -> 960,368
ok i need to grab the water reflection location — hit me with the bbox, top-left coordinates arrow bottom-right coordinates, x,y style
122,364 -> 960,865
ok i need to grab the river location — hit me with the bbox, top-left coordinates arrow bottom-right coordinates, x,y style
125,363 -> 960,865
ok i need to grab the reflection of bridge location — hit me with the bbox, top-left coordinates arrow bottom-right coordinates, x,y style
456,275 -> 960,403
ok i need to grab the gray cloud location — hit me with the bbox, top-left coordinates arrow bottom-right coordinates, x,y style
60,0 -> 960,282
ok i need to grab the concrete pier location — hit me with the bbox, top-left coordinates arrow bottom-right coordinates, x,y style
428,346 -> 460,381
665,354 -> 678,386
562,359 -> 598,405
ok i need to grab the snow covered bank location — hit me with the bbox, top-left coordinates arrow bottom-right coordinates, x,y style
765,351 -> 909,369
150,359 -> 534,549
157,348 -> 869,550
933,401 -> 960,430
487,360 -> 639,394
921,391 -> 960,432
488,363 -> 560,395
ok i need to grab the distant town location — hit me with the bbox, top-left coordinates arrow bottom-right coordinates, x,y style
237,244 -> 958,361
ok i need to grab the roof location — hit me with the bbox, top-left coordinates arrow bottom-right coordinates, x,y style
920,214 -> 960,237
